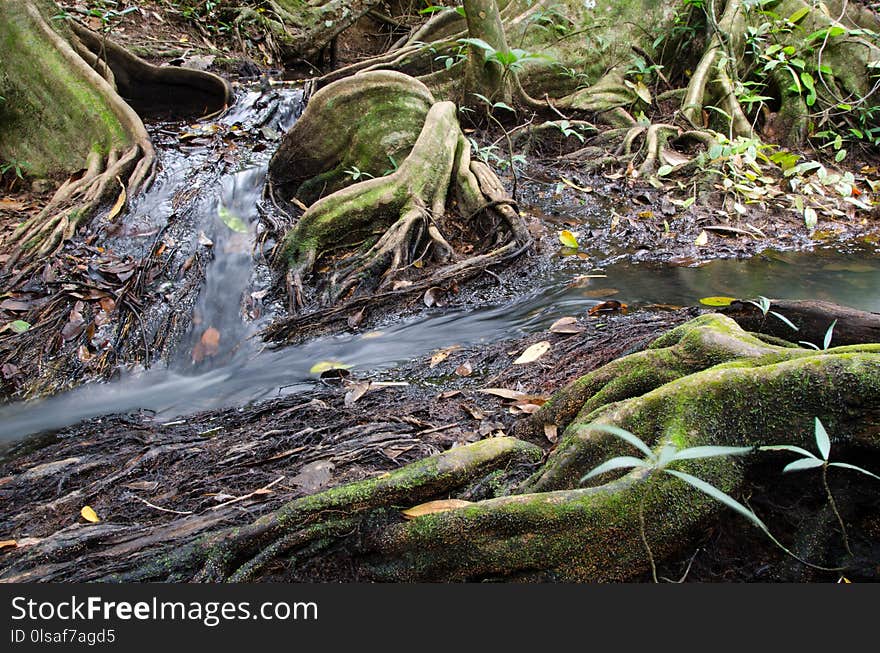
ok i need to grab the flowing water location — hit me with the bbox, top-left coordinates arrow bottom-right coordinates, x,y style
1,89 -> 878,446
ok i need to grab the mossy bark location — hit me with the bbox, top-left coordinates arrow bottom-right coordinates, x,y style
0,0 -> 230,273
268,71 -> 530,307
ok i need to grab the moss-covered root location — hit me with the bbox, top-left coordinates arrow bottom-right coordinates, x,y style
0,1 -> 230,275
519,314 -> 777,445
355,348 -> 880,581
194,437 -> 542,581
272,72 -> 530,307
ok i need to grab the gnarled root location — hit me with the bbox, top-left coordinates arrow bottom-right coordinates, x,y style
268,72 -> 531,311
199,315 -> 880,581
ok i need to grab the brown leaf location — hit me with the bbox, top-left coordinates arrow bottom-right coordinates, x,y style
0,298 -> 32,311
123,481 -> 159,492
107,177 -> 127,222
401,499 -> 473,519
423,286 -> 447,308
455,361 -> 473,377
544,424 -> 559,444
347,307 -> 365,329
461,404 -> 485,420
589,300 -> 628,316
61,308 -> 86,341
0,539 -> 16,550
438,390 -> 461,399
344,381 -> 371,406
510,403 -> 542,414
513,341 -> 551,364
200,327 -> 220,356
76,345 -> 93,362
549,316 -> 585,334
429,345 -> 460,368
1,363 -> 19,380
477,388 -> 527,401
583,287 -> 620,298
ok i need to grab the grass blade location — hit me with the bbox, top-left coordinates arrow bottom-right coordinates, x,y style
828,462 -> 880,480
581,456 -> 647,482
769,310 -> 799,331
671,445 -> 753,461
759,444 -> 818,459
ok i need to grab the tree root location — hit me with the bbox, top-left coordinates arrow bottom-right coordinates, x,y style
194,315 -> 880,580
268,72 -> 531,311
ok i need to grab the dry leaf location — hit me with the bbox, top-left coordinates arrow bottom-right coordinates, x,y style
513,341 -> 551,364
0,539 -> 16,550
549,317 -> 585,334
455,361 -> 473,377
402,499 -> 473,519
344,381 -> 371,406
544,424 -> 559,443
429,345 -> 460,368
589,300 -> 628,316
478,388 -> 527,401
461,404 -> 485,420
438,390 -> 461,399
107,177 -> 127,222
694,230 -> 709,247
510,403 -> 542,414
80,505 -> 100,523
423,286 -> 447,307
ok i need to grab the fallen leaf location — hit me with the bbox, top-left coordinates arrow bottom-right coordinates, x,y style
61,308 -> 85,341
559,230 -> 579,249
218,205 -> 248,233
310,360 -> 353,374
478,388 -> 527,401
123,481 -> 159,492
392,279 -> 413,291
588,301 -> 627,315
549,316 -> 584,334
80,506 -> 100,523
0,299 -> 32,311
99,297 -> 116,314
429,345 -> 461,368
200,327 -> 220,355
347,307 -> 365,329
291,460 -> 335,493
699,296 -> 736,307
77,344 -> 93,362
438,390 -> 461,399
402,499 -> 473,519
423,286 -> 447,307
694,230 -> 709,247
513,341 -> 551,364
344,381 -> 371,406
461,404 -> 485,420
560,177 -> 593,193
544,424 -> 559,443
106,177 -> 126,222
0,539 -> 16,550
510,403 -> 542,414
6,319 -> 31,334
455,361 -> 473,377
198,231 -> 214,247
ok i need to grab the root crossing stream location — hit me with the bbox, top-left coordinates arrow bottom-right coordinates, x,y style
2,89 -> 879,447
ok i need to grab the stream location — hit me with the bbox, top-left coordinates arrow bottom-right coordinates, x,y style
1,87 -> 879,447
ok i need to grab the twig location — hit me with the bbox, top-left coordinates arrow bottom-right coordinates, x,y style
210,476 -> 285,511
132,495 -> 193,516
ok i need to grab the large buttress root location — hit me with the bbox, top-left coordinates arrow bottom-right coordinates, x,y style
267,71 -> 531,310
0,2 -> 231,276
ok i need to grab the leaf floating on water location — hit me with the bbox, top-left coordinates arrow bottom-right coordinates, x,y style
309,360 -> 353,374
6,319 -> 31,334
218,205 -> 248,233
192,327 -> 221,363
549,317 -> 585,334
401,499 -> 473,519
80,506 -> 100,523
107,176 -> 127,222
559,230 -> 579,249
699,296 -> 736,307
694,230 -> 709,247
513,341 -> 551,364
588,301 -> 627,316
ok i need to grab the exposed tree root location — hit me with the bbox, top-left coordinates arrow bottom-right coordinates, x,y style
0,3 -> 230,280
267,71 -> 531,312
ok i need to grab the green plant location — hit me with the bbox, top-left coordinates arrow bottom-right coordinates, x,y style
1,159 -> 30,180
582,423 -> 838,579
581,424 -> 754,582
343,166 -> 374,182
746,295 -> 799,332
760,417 -> 880,556
798,319 -> 837,351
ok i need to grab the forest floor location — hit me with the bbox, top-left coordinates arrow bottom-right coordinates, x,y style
1,1 -> 880,581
